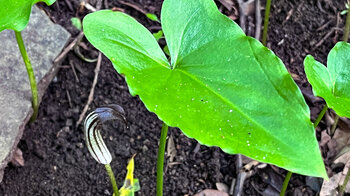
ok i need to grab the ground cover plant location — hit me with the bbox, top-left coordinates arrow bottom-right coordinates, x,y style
83,0 -> 327,194
304,42 -> 350,195
0,0 -> 56,121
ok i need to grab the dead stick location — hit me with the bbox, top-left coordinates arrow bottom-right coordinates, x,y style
237,0 -> 246,33
315,28 -> 335,48
66,90 -> 73,108
255,0 -> 262,40
119,0 -> 147,15
76,52 -> 102,126
54,32 -> 84,64
69,59 -> 80,82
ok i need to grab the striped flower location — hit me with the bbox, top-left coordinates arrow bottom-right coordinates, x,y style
84,104 -> 128,164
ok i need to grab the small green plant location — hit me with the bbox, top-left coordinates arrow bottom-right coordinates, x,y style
281,3 -> 350,195
304,42 -> 350,195
83,0 -> 327,194
341,1 -> 350,15
145,13 -> 160,23
71,17 -> 82,31
0,0 -> 56,121
304,42 -> 350,120
84,104 -> 140,196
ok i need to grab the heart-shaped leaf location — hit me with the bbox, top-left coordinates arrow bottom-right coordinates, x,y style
305,42 -> 350,118
0,0 -> 56,32
83,0 -> 327,178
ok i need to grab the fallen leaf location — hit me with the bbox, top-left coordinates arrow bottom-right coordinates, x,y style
320,130 -> 331,147
218,0 -> 234,11
166,134 -> 176,163
215,182 -> 229,193
10,148 -> 24,167
333,128 -> 350,153
193,189 -> 229,196
320,152 -> 350,195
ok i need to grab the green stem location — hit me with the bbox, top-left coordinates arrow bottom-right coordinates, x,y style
14,31 -> 39,122
330,114 -> 340,136
262,0 -> 272,46
156,122 -> 169,196
343,4 -> 350,42
314,105 -> 328,128
280,171 -> 292,196
280,104 -> 328,196
339,166 -> 350,195
105,163 -> 119,196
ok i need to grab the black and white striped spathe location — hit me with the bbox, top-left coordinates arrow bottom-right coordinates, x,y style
84,104 -> 127,164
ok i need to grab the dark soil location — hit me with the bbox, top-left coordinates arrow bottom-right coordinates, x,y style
0,0 -> 347,195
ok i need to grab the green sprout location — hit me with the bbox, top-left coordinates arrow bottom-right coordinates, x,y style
146,13 -> 160,23
71,17 -> 82,31
341,1 -> 350,15
0,0 -> 56,122
84,104 -> 139,196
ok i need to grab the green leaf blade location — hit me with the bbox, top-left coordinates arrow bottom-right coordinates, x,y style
305,42 -> 350,118
0,0 -> 56,32
84,1 -> 327,179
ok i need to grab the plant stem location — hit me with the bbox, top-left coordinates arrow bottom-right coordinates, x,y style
156,122 -> 169,196
330,114 -> 340,136
339,166 -> 350,195
314,105 -> 328,128
14,31 -> 39,122
105,163 -> 119,196
280,104 -> 328,196
262,0 -> 272,46
280,171 -> 292,196
343,4 -> 350,42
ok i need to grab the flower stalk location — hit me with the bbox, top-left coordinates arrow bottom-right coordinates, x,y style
84,104 -> 128,196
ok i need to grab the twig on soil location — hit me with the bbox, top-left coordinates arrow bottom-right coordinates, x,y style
81,1 -> 97,12
317,0 -> 327,14
104,0 -> 109,9
58,65 -> 71,69
314,28 -> 336,48
316,20 -> 333,32
229,178 -> 236,195
64,0 -> 74,12
96,0 -> 103,10
237,0 -> 246,32
76,52 -> 102,126
233,154 -> 244,196
119,0 -> 147,15
69,59 -> 80,82
54,32 -> 84,64
66,90 -> 73,108
282,9 -> 293,25
255,0 -> 262,40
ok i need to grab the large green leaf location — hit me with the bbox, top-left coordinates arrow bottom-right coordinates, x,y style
305,42 -> 350,118
0,0 -> 56,32
83,0 -> 327,178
